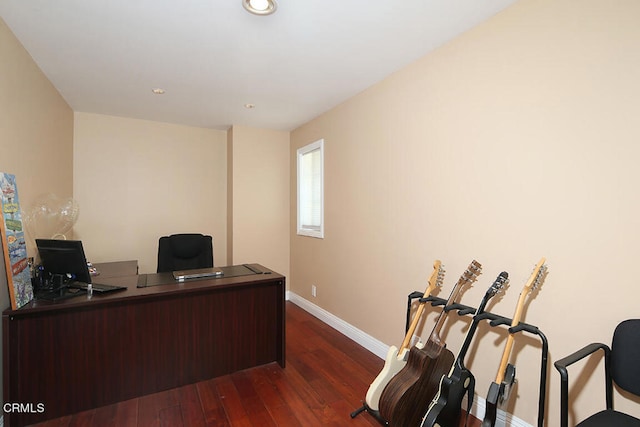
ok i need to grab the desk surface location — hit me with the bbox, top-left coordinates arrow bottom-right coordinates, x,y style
10,262 -> 283,316
3,263 -> 285,427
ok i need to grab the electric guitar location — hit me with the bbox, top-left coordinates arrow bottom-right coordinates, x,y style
421,271 -> 509,427
364,260 -> 445,411
481,258 -> 547,427
379,260 -> 482,427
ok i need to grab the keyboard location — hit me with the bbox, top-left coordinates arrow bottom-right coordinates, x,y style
67,281 -> 127,293
35,287 -> 85,301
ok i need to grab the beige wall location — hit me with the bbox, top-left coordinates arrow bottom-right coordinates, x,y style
73,112 -> 227,273
0,18 -> 74,250
291,0 -> 640,424
0,15 -> 74,404
228,126 -> 290,279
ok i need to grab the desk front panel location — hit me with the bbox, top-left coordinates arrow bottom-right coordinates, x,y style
3,269 -> 285,427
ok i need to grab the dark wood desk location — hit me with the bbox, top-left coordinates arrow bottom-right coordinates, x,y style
2,262 -> 285,427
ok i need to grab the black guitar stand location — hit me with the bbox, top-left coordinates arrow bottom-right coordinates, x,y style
350,291 -> 549,427
350,403 -> 388,424
472,311 -> 549,427
421,293 -> 549,427
424,294 -> 549,427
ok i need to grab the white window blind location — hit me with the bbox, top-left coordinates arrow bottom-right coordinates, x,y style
297,139 -> 324,238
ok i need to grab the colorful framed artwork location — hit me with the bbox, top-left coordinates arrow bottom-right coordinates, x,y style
0,173 -> 33,309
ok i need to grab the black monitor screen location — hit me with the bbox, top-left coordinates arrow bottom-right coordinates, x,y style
36,239 -> 92,285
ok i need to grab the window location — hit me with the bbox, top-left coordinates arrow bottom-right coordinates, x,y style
297,139 -> 324,238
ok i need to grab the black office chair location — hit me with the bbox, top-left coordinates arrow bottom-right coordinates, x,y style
156,233 -> 214,273
554,319 -> 640,427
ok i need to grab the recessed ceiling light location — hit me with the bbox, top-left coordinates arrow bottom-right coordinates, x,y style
151,88 -> 165,95
242,0 -> 277,16
244,103 -> 256,109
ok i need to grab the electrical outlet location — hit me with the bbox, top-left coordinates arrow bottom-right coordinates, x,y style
311,285 -> 317,297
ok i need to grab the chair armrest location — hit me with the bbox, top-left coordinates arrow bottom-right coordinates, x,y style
554,343 -> 610,427
554,342 -> 609,372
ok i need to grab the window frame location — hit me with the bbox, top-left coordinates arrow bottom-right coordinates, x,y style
296,139 -> 324,239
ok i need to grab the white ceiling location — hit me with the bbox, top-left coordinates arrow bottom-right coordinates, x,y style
0,0 -> 517,131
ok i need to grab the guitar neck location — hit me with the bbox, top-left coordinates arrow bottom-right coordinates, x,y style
424,260 -> 481,357
494,258 -> 546,384
494,289 -> 527,384
399,300 -> 428,351
455,295 -> 494,365
455,272 -> 509,369
424,309 -> 449,355
399,261 -> 443,352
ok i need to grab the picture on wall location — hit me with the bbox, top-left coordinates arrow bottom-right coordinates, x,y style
0,173 -> 33,309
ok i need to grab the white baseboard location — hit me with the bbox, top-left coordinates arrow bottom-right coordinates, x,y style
464,394 -> 531,427
286,291 -> 389,359
286,291 -> 532,427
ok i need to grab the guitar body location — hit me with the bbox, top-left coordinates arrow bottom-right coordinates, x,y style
379,346 -> 455,427
361,260 -> 445,413
482,364 -> 516,427
365,345 -> 410,411
422,367 -> 474,427
378,260 -> 481,427
481,382 -> 501,427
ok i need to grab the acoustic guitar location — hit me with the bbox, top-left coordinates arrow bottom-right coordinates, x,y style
379,260 -> 482,427
364,260 -> 445,411
482,258 -> 547,427
421,271 -> 509,427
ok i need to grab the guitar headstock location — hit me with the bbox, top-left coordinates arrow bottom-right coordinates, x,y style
524,257 -> 547,295
425,260 -> 445,296
443,260 -> 482,306
486,271 -> 509,299
461,260 -> 482,286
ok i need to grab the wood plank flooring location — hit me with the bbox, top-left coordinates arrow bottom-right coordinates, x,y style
30,301 -> 479,427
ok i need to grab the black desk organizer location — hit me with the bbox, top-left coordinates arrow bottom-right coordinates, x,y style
351,291 -> 549,427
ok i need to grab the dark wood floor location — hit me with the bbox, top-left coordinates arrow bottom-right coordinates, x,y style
30,301 -> 479,427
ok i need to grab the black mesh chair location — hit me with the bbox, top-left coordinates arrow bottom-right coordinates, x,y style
156,233 -> 213,273
554,319 -> 640,427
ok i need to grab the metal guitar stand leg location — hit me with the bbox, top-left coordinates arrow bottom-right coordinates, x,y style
474,312 -> 549,427
406,291 -> 427,333
349,403 -> 389,425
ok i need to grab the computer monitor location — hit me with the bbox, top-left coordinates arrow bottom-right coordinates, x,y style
35,239 -> 93,286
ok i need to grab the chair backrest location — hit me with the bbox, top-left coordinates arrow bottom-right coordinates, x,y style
611,319 -> 640,396
157,233 -> 213,273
